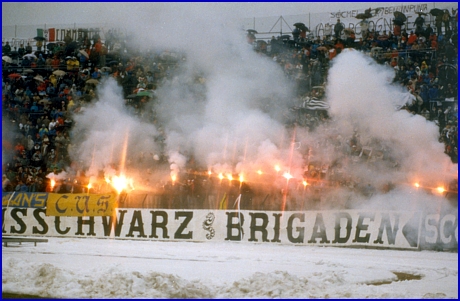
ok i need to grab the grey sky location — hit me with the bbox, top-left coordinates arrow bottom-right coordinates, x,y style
2,2 -> 428,26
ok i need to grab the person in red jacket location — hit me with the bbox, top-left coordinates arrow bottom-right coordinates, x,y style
407,31 -> 417,46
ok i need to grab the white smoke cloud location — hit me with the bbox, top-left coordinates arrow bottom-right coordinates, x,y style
326,49 -> 453,185
70,78 -> 159,177
64,5 -> 456,211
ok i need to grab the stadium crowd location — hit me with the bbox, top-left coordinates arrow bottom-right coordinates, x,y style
1,9 -> 458,210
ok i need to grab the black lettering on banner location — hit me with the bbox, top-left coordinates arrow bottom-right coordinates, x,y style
101,210 -> 127,237
248,212 -> 269,242
149,210 -> 169,239
32,208 -> 48,234
287,213 -> 305,243
333,212 -> 352,243
353,212 -> 375,243
307,213 -> 330,244
373,213 -> 399,245
10,208 -> 27,234
271,213 -> 282,243
54,216 -> 71,235
126,210 -> 147,238
225,212 -> 245,241
96,195 -> 110,214
316,23 -> 324,38
55,195 -> 69,214
75,195 -> 90,214
75,216 -> 96,236
174,211 -> 193,239
439,214 -> 457,245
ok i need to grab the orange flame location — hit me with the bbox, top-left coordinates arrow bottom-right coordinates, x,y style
110,174 -> 133,194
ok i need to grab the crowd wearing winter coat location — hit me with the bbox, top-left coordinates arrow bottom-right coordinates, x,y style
2,12 -> 457,196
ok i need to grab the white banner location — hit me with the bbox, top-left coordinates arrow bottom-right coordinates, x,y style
2,208 -> 457,250
241,3 -> 457,39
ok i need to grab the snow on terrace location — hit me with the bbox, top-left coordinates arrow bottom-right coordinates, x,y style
2,237 -> 458,299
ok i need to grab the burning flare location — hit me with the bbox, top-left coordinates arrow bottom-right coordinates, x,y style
109,174 -> 134,194
283,172 -> 293,180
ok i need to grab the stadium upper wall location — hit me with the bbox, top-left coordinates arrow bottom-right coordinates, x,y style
2,3 -> 457,42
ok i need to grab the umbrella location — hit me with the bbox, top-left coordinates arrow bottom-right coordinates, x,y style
33,75 -> 44,82
86,79 -> 99,85
53,70 -> 66,76
393,11 -> 407,22
136,90 -> 153,97
417,11 -> 428,16
101,67 -> 112,73
46,43 -> 56,50
247,29 -> 258,34
22,69 -> 34,74
8,73 -> 21,79
33,36 -> 46,41
356,13 -> 369,20
316,46 -> 328,51
128,91 -> 153,99
38,98 -> 50,105
79,49 -> 89,59
2,56 -> 12,63
280,35 -> 291,40
344,28 -> 355,34
430,8 -> 443,16
23,53 -> 37,60
294,23 -> 309,31
108,60 -> 119,66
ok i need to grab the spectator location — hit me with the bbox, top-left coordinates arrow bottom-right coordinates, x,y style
2,41 -> 11,55
333,19 -> 344,39
25,42 -> 32,54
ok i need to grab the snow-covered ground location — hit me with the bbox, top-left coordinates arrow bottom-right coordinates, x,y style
2,237 -> 457,298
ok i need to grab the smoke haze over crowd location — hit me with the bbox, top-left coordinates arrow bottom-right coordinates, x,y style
1,3 -> 455,213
